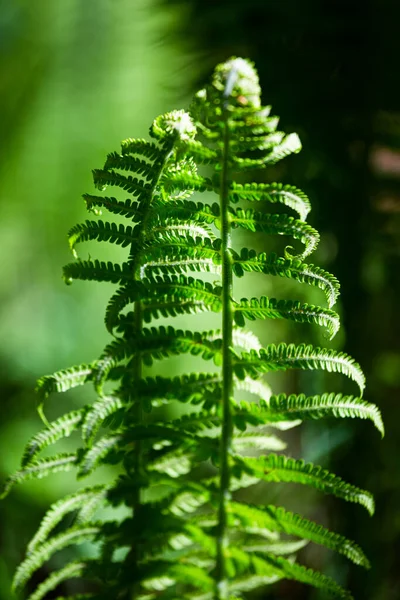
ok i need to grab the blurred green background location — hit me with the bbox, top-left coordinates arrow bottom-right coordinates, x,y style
0,1 -> 399,599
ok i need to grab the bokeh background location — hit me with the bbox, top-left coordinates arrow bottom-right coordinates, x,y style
0,1 -> 399,598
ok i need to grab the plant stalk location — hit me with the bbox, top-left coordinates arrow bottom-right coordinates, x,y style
216,108 -> 234,600
130,137 -> 175,600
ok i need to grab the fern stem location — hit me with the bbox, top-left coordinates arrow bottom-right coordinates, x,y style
130,300 -> 143,600
216,107 -> 234,600
129,138 -> 175,600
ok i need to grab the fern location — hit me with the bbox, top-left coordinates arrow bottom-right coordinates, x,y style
3,57 -> 382,600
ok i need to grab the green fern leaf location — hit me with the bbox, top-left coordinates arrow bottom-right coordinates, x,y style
230,131 -> 285,153
68,220 -> 139,256
234,454 -> 374,514
228,182 -> 311,221
142,563 -> 214,593
25,561 -> 87,600
151,199 -> 219,226
229,551 -> 352,599
103,151 -> 155,179
150,449 -> 193,478
27,485 -> 108,554
92,169 -> 150,200
233,296 -> 340,339
162,171 -> 213,193
1,454 -> 77,499
63,259 -> 132,285
233,343 -> 365,394
177,138 -> 219,164
231,133 -> 301,170
230,502 -> 369,566
145,221 -> 215,244
234,393 -> 383,436
232,433 -> 286,452
78,435 -> 122,478
105,273 -> 222,331
36,364 -> 95,400
82,395 -> 125,445
233,250 -> 340,308
120,138 -> 162,161
21,409 -> 85,466
230,209 -> 319,258
138,275 -> 222,323
132,373 -> 222,407
83,193 -> 140,219
168,410 -> 221,435
13,524 -> 100,592
243,539 -> 308,556
102,326 -> 223,367
236,377 -> 272,401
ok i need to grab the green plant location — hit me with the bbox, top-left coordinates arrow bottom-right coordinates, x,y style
3,57 -> 383,600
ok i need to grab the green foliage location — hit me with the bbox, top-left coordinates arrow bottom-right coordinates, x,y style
2,58 -> 382,600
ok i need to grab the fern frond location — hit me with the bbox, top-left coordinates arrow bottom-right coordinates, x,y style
176,138 -> 219,164
232,433 -> 286,452
140,275 -> 222,323
243,539 -> 308,556
103,326 -> 223,367
234,454 -> 374,514
229,551 -> 352,599
230,209 -> 319,258
150,449 -> 193,478
167,410 -> 220,435
151,199 -> 219,227
133,373 -> 222,407
230,502 -> 369,567
27,485 -> 108,554
92,169 -> 150,200
36,364 -> 95,400
137,242 -> 221,279
7,58 -> 378,600
142,563 -> 214,594
233,297 -> 340,339
139,229 -> 220,257
21,409 -> 85,466
1,454 -> 77,499
82,395 -> 125,445
120,138 -> 161,161
103,152 -> 155,179
230,131 -> 285,153
83,194 -> 141,218
68,220 -> 139,256
234,393 -> 383,435
139,256 -> 222,279
25,561 -> 87,600
235,377 -> 272,401
263,132 -> 302,164
231,133 -> 301,170
228,182 -> 311,221
146,221 -> 215,245
162,171 -> 213,194
13,524 -> 100,592
78,435 -> 122,478
63,259 -> 131,285
233,344 -> 365,394
233,251 -> 340,308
